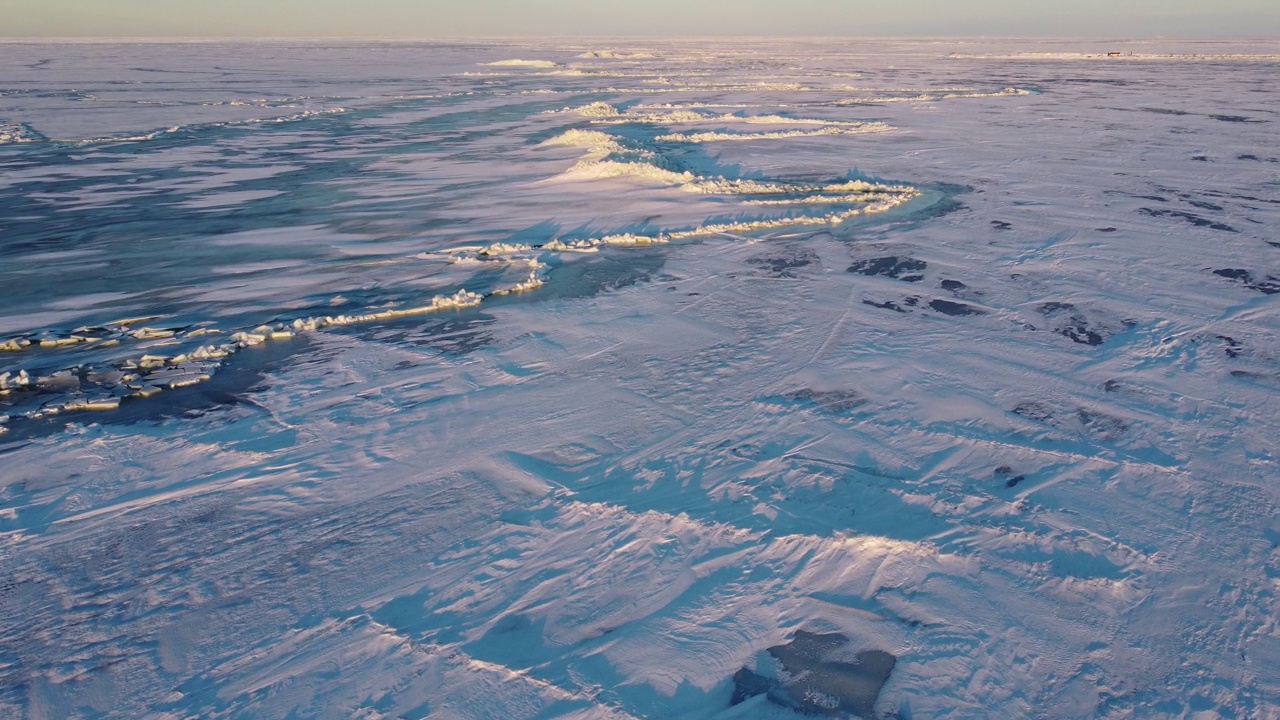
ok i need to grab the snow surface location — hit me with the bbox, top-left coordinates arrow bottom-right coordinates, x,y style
2,37 -> 1280,720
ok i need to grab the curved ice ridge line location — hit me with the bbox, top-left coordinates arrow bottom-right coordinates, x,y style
655,125 -> 891,143
0,182 -> 914,425
632,102 -> 763,110
453,125 -> 919,256
540,129 -> 915,198
0,117 -> 920,425
0,288 -> 493,423
577,50 -> 658,59
4,108 -> 348,146
836,87 -> 1031,104
563,102 -> 878,127
449,191 -> 915,262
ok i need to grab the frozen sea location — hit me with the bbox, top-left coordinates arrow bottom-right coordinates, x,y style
1,38 -> 1279,719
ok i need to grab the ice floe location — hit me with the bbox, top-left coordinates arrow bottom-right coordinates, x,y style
7,38 -> 1278,720
484,59 -> 559,68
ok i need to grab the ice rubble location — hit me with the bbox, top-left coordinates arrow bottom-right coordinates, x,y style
0,289 -> 485,421
0,121 -> 44,144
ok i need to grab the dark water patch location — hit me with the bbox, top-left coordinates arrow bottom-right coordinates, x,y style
1104,379 -> 1122,393
1210,114 -> 1263,123
847,256 -> 927,281
990,220 -> 1012,230
1213,268 -> 1280,294
1187,200 -> 1223,211
1061,324 -> 1105,346
1097,227 -> 1118,232
1011,400 -> 1130,441
747,245 -> 820,278
995,466 -> 1025,488
732,631 -> 896,719
1215,335 -> 1243,358
869,183 -> 970,231
1230,370 -> 1280,387
1077,409 -> 1128,440
1012,401 -> 1053,423
1034,301 -> 1112,346
863,299 -> 907,313
1191,155 -> 1210,162
1139,107 -> 1192,116
928,299 -> 983,316
520,247 -> 669,302
347,312 -> 497,356
1213,269 -> 1280,295
1138,207 -> 1237,233
902,296 -> 920,307
0,334 -> 309,444
1268,241 -> 1280,249
777,388 -> 867,413
1062,78 -> 1131,86
1198,190 -> 1280,205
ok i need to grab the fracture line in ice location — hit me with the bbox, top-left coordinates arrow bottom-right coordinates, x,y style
483,59 -> 560,68
577,50 -> 658,59
558,101 -> 884,127
655,125 -> 891,143
540,128 -> 915,198
0,119 -> 918,429
836,87 -> 1032,104
1,108 -> 348,146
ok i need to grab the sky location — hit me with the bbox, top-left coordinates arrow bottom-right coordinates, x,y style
5,0 -> 1279,38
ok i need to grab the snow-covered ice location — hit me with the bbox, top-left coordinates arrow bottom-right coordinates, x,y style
1,37 -> 1279,720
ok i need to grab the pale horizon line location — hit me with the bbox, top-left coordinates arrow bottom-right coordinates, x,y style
2,34 -> 1278,43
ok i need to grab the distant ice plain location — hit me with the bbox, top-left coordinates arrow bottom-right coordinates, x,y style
1,38 -> 1279,719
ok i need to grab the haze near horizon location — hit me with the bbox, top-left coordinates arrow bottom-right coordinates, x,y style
6,0 -> 1279,39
